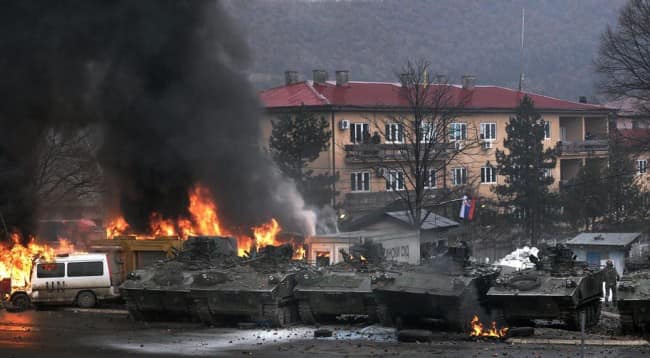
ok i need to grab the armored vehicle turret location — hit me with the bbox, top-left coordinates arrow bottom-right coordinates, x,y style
293,243 -> 383,324
372,243 -> 500,330
120,236 -> 238,321
487,244 -> 603,330
189,244 -> 297,327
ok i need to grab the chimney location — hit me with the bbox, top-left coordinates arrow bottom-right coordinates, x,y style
312,69 -> 328,84
335,70 -> 349,86
578,96 -> 587,103
399,73 -> 410,87
284,70 -> 298,86
461,75 -> 476,90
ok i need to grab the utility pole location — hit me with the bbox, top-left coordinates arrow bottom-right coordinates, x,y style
518,8 -> 525,92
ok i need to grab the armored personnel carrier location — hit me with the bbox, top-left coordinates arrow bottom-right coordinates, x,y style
293,243 -> 383,324
372,243 -> 500,330
487,244 -> 603,330
618,254 -> 650,333
120,236 -> 238,321
189,244 -> 297,327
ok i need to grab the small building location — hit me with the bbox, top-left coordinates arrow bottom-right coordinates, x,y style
89,236 -> 184,283
343,209 -> 459,249
566,232 -> 642,275
305,230 -> 420,265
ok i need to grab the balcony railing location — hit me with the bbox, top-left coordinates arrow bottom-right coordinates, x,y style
556,140 -> 609,155
344,143 -> 455,163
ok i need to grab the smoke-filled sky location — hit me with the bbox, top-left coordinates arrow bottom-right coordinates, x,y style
0,0 -> 313,236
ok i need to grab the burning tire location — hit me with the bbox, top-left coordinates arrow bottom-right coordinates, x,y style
76,291 -> 96,308
10,293 -> 30,312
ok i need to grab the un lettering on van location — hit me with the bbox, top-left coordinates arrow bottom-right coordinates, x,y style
384,245 -> 410,259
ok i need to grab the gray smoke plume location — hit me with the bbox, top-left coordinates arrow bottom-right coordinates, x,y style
0,1 -> 314,237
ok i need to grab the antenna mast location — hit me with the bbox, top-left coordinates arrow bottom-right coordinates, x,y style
518,8 -> 525,92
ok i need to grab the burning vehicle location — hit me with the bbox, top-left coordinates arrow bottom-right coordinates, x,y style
0,234 -> 76,311
293,243 -> 384,324
114,185 -> 306,325
487,244 -> 603,330
617,254 -> 650,333
29,252 -> 121,309
372,243 -> 500,331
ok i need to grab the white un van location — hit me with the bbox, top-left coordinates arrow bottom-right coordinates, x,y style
27,253 -> 121,308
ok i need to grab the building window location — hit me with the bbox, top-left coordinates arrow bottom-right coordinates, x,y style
452,167 -> 467,185
449,123 -> 467,141
350,123 -> 369,144
420,121 -> 435,143
385,170 -> 405,191
480,167 -> 497,184
480,123 -> 496,148
543,120 -> 551,139
424,169 -> 437,188
351,171 -> 370,192
543,168 -> 553,178
385,123 -> 404,143
638,159 -> 648,174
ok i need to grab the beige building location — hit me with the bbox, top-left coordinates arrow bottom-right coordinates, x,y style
260,70 -> 613,217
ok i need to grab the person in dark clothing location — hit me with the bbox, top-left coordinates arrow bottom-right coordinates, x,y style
603,260 -> 620,306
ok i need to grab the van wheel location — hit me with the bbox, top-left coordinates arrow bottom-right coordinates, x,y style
77,291 -> 96,308
11,293 -> 30,312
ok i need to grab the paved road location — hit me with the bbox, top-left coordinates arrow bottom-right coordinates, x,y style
0,309 -> 648,357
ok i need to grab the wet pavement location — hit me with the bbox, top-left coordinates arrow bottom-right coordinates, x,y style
0,308 -> 649,357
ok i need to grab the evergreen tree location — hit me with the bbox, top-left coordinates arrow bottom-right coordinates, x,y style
269,107 -> 335,207
494,95 -> 557,246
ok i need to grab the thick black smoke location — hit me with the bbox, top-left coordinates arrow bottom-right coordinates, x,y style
0,1 -> 313,237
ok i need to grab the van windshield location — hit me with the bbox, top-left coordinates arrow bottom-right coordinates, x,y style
36,263 -> 65,278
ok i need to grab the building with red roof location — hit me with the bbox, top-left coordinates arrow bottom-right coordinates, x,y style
260,70 -> 614,217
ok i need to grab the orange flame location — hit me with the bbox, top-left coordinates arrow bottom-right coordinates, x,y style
187,185 -> 223,236
253,219 -> 281,250
469,315 -> 509,338
106,216 -> 129,239
0,233 -> 76,290
104,184 -> 286,257
293,247 -> 306,260
149,212 -> 177,237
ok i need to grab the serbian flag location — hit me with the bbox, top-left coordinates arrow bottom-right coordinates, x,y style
459,195 -> 476,220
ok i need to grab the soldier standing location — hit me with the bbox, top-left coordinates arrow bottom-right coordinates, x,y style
603,260 -> 620,306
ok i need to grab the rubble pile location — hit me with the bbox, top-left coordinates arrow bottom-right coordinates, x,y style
496,246 -> 539,270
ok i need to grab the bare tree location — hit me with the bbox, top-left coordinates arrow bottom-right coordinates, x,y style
32,126 -> 104,211
596,0 -> 650,146
352,60 -> 479,228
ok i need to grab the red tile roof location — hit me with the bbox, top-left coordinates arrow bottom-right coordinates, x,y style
260,81 -> 608,112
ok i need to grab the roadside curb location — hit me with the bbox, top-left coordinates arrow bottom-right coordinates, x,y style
61,308 -> 129,315
507,338 -> 648,346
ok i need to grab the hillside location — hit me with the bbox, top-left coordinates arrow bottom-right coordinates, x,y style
224,0 -> 627,102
